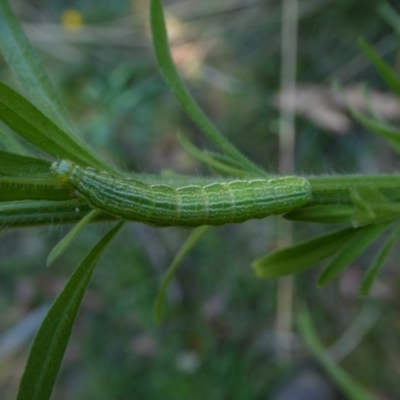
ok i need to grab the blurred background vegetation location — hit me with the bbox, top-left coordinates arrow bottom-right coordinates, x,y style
1,0 -> 400,399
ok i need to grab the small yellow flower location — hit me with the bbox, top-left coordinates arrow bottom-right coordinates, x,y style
61,9 -> 84,32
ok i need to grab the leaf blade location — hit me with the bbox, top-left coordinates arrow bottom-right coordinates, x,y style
0,180 -> 72,201
17,221 -> 124,400
318,221 -> 392,286
154,225 -> 210,323
0,82 -> 116,172
47,210 -> 100,266
253,227 -> 361,278
358,224 -> 400,296
297,306 -> 377,400
0,200 -> 114,228
0,150 -> 51,178
358,37 -> 400,97
348,99 -> 400,155
0,0 -> 73,132
284,204 -> 353,224
178,133 -> 254,178
150,0 -> 263,176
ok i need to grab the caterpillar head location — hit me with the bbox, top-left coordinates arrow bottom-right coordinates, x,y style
51,160 -> 75,182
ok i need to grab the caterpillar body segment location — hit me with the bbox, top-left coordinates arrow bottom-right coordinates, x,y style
51,160 -> 312,227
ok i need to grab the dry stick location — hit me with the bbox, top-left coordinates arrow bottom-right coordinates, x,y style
276,0 -> 299,364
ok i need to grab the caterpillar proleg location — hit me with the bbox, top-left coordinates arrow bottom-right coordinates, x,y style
51,160 -> 312,227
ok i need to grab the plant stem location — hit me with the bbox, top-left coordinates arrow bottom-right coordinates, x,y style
309,175 -> 400,204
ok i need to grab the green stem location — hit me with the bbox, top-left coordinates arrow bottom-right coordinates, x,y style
309,175 -> 400,204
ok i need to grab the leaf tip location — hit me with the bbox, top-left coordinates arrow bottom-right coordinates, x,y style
251,261 -> 265,278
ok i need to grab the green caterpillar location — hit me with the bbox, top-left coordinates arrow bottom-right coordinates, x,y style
51,160 -> 312,227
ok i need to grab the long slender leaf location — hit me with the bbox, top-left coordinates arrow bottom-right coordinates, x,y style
178,133 -> 254,178
358,224 -> 400,296
0,0 -> 122,173
150,0 -> 263,177
358,37 -> 400,97
0,180 -> 72,201
334,80 -> 400,155
47,210 -> 100,266
0,123 -> 29,154
0,82 -> 116,173
17,221 -> 124,400
253,227 -> 361,278
327,303 -> 381,362
284,204 -> 353,224
378,3 -> 400,41
360,84 -> 384,123
0,150 -> 51,178
348,107 -> 400,154
318,221 -> 392,286
297,306 -> 377,400
0,0 -> 73,132
154,225 -> 210,323
0,200 -> 114,228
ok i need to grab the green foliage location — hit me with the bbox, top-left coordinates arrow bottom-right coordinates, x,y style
149,0 -> 264,177
348,106 -> 400,155
0,81 -> 116,173
0,0 -> 73,132
253,226 -> 363,278
357,37 -> 400,97
17,221 -> 123,400
154,225 -> 210,323
317,221 -> 392,286
358,223 -> 400,296
285,204 -> 353,224
46,210 -> 100,266
297,306 -> 377,400
0,0 -> 114,173
0,0 -> 400,398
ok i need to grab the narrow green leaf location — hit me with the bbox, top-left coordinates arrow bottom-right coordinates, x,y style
0,82 -> 116,173
297,306 -> 377,400
360,84 -> 384,123
334,80 -> 400,155
0,180 -> 72,201
358,224 -> 400,296
154,225 -> 210,323
318,221 -> 392,286
348,107 -> 400,154
206,152 -> 251,171
0,150 -> 51,178
150,0 -> 264,177
47,210 -> 100,266
0,123 -> 29,154
358,37 -> 400,97
378,3 -> 400,41
17,221 -> 124,400
178,133 -> 254,178
0,0 -> 73,132
0,200 -> 114,228
253,227 -> 360,278
351,188 -> 400,227
0,0 -> 120,173
284,204 -> 353,224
